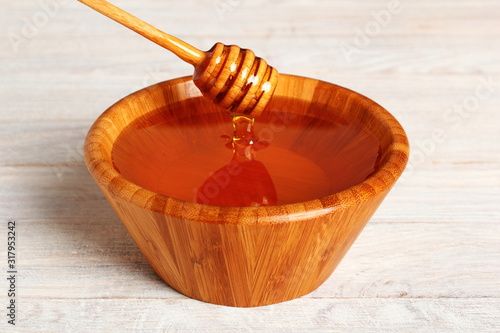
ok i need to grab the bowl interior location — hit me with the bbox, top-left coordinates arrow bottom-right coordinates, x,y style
84,74 -> 409,221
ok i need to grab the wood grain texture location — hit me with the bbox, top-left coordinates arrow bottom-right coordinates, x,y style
84,74 -> 408,306
77,0 -> 279,117
1,0 -> 499,329
15,298 -> 500,333
77,0 -> 206,65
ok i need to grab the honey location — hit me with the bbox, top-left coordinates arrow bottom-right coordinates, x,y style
111,96 -> 381,207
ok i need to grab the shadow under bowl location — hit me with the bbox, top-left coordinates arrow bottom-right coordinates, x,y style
84,74 -> 409,307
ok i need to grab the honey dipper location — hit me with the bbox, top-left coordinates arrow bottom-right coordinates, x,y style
77,0 -> 279,117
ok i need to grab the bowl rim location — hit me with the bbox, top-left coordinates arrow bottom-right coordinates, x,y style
84,74 -> 409,225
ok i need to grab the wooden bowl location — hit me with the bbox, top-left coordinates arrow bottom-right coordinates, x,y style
84,74 -> 409,307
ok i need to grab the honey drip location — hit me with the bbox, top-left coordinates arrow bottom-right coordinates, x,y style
195,115 -> 277,207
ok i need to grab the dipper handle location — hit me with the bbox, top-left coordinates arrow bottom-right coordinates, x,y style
78,0 -> 279,117
77,0 -> 205,65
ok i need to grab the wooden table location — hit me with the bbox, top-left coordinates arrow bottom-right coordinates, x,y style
1,0 -> 498,331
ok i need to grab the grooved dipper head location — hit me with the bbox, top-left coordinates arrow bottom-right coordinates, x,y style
193,43 -> 279,118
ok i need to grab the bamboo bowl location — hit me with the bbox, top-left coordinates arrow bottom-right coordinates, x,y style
84,74 -> 409,307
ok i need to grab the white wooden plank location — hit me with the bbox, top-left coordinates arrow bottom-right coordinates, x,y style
1,0 -> 499,331
1,187 -> 497,299
0,298 -> 497,333
2,157 -> 498,224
